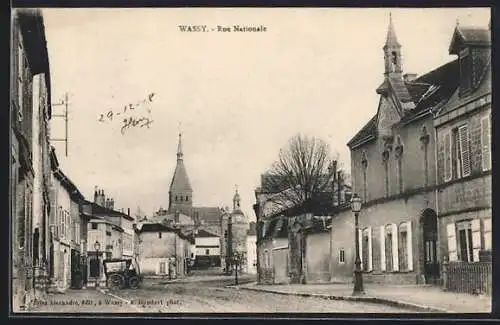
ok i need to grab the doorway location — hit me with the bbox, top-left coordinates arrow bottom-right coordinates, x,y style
422,209 -> 439,284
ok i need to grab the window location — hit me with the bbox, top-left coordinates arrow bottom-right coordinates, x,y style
481,115 -> 491,171
158,232 -> 162,239
159,261 -> 166,274
420,126 -> 430,186
483,218 -> 492,251
361,227 -> 373,271
380,224 -> 399,272
263,249 -> 270,268
447,219 -> 481,262
175,196 -> 178,201
60,207 -> 65,238
395,137 -> 404,193
444,125 -> 471,181
338,248 -> 345,264
185,196 -> 189,201
361,151 -> 368,202
382,150 -> 390,197
91,223 -> 98,230
106,231 -> 112,236
398,222 -> 413,271
205,249 -> 210,255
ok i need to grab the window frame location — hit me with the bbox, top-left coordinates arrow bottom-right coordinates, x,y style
338,248 -> 345,264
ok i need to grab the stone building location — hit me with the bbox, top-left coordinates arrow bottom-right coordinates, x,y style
246,222 -> 257,274
220,189 -> 248,272
435,23 -> 491,294
330,17 -> 491,288
167,133 -> 222,235
134,222 -> 193,277
11,8 -> 52,310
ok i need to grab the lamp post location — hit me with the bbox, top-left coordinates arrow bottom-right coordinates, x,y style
94,241 -> 101,288
351,193 -> 364,296
233,251 -> 240,286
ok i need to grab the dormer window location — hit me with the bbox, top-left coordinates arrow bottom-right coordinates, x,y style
459,47 -> 472,97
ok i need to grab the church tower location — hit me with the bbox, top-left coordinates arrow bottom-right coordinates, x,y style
383,13 -> 403,76
233,187 -> 241,211
168,132 -> 193,214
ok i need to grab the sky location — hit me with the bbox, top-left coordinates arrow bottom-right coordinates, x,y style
41,7 -> 490,222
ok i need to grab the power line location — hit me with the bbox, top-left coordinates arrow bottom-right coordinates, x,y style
50,92 -> 69,156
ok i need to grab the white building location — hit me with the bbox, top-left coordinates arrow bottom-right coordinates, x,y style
246,222 -> 257,274
194,229 -> 220,268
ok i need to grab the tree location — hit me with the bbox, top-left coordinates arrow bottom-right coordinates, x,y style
263,133 -> 340,216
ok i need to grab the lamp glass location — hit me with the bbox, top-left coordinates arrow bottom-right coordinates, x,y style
351,194 -> 362,213
94,241 -> 101,251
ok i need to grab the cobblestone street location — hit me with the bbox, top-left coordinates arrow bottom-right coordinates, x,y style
28,276 -> 420,313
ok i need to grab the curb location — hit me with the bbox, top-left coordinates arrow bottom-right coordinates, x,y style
236,286 -> 450,313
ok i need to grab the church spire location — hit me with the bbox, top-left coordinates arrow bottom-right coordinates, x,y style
177,132 -> 183,160
383,13 -> 403,75
384,12 -> 401,48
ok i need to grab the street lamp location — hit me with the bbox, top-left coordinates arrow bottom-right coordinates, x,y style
94,240 -> 101,288
351,193 -> 364,296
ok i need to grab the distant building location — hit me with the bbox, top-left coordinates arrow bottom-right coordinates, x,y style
167,133 -> 222,236
134,222 -> 193,278
246,222 -> 257,274
193,229 -> 221,268
221,189 -> 248,273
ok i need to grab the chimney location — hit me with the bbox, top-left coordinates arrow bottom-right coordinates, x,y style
403,73 -> 418,83
110,198 -> 114,210
94,186 -> 99,203
105,198 -> 110,209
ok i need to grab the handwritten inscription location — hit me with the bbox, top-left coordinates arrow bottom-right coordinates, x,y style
98,92 -> 155,135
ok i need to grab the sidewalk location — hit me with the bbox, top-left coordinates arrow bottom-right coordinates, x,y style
235,282 -> 491,313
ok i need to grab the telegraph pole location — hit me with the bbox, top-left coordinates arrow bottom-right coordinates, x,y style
50,92 -> 69,156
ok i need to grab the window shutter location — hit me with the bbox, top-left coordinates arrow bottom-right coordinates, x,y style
458,125 -> 471,177
406,221 -> 413,271
471,219 -> 481,262
483,218 -> 491,250
444,132 -> 452,182
481,116 -> 491,171
380,226 -> 386,271
367,227 -> 373,271
446,223 -> 458,261
358,229 -> 363,262
391,223 -> 399,272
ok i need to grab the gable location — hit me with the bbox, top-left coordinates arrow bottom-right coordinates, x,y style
377,96 -> 400,137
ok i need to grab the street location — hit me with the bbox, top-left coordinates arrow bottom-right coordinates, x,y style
29,272 -> 420,313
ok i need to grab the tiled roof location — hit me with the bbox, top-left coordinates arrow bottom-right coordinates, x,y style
449,26 -> 491,54
347,114 -> 377,148
169,160 -> 192,192
195,229 -> 219,238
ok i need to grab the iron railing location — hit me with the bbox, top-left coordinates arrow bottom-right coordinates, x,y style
443,261 -> 492,295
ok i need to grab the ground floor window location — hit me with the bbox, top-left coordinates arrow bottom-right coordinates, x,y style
338,248 -> 345,264
159,261 -> 166,274
447,218 -> 483,262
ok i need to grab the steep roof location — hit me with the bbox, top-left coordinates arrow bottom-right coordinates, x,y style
449,25 -> 491,54
169,133 -> 192,193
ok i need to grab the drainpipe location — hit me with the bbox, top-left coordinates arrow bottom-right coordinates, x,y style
433,120 -> 442,284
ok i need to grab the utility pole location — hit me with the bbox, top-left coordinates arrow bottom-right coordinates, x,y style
227,215 -> 233,275
50,92 -> 69,156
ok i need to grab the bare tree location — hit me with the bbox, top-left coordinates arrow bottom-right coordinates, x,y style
263,133 -> 340,215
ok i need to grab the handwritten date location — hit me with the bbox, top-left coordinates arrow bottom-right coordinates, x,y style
120,117 -> 154,135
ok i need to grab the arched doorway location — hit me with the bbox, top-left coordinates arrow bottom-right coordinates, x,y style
421,209 -> 439,284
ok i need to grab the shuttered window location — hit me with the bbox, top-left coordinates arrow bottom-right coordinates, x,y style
444,132 -> 452,182
399,222 -> 412,271
458,125 -> 471,177
446,223 -> 458,261
471,219 -> 481,262
456,221 -> 474,263
380,226 -> 386,271
483,218 -> 492,251
391,223 -> 399,272
481,116 -> 491,171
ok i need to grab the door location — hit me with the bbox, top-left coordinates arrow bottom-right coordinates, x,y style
70,249 -> 82,289
422,209 -> 440,284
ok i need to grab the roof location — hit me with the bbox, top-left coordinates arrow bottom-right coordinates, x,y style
151,212 -> 194,225
195,229 -> 219,238
83,200 -> 135,221
192,207 -> 222,225
449,26 -> 491,54
348,59 -> 460,148
384,14 -> 401,48
169,133 -> 192,193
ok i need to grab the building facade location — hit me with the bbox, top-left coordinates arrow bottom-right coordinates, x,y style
246,222 -> 257,274
435,23 -> 491,294
193,229 -> 221,268
11,8 -> 52,311
330,17 -> 491,289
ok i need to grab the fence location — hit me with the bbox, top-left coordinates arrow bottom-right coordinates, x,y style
444,261 -> 492,295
